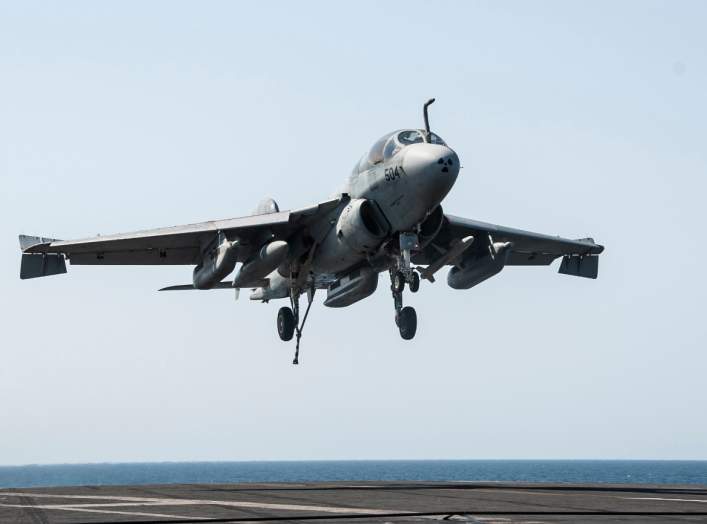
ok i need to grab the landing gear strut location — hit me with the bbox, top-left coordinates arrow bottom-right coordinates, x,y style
392,270 -> 405,294
389,232 -> 421,339
397,232 -> 421,293
283,285 -> 315,365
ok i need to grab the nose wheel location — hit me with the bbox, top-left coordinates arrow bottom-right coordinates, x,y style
396,306 -> 417,339
390,268 -> 418,340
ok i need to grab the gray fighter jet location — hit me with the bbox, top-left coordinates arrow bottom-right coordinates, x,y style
19,100 -> 604,364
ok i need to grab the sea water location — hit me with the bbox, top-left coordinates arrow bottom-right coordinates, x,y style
1,460 -> 706,488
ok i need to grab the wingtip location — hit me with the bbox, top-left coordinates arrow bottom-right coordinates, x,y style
575,237 -> 604,255
19,234 -> 62,252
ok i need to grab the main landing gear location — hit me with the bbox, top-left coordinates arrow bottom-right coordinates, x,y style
277,285 -> 315,365
277,307 -> 295,341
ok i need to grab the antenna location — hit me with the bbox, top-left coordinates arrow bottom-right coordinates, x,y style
423,98 -> 436,140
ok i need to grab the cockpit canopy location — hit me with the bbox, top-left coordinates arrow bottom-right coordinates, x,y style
356,129 -> 447,173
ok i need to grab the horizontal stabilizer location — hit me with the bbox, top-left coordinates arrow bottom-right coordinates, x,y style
159,281 -> 234,291
559,254 -> 599,279
20,253 -> 67,279
159,278 -> 269,291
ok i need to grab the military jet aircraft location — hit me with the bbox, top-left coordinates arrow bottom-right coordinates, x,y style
19,99 -> 604,364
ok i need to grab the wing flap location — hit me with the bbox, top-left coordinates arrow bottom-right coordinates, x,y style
506,252 -> 560,266
69,247 -> 199,265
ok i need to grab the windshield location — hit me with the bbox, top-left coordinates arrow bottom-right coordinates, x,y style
398,130 -> 424,145
367,132 -> 395,166
360,129 -> 447,169
428,132 -> 447,145
382,130 -> 426,161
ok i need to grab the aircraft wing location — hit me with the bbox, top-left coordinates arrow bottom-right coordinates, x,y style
19,198 -> 342,278
415,214 -> 604,278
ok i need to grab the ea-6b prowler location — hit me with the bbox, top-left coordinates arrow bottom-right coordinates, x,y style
19,100 -> 604,364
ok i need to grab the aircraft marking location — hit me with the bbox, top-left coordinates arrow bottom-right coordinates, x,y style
384,165 -> 403,181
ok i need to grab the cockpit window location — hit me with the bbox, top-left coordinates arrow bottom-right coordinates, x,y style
398,130 -> 424,145
367,133 -> 393,166
383,138 -> 399,160
429,132 -> 447,145
360,129 -> 448,169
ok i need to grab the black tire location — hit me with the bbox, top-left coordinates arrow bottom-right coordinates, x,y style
277,306 -> 295,341
409,271 -> 420,293
398,306 -> 417,340
392,271 -> 405,293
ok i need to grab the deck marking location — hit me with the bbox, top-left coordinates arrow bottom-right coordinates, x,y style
0,491 -> 404,514
622,497 -> 707,503
0,503 -> 208,520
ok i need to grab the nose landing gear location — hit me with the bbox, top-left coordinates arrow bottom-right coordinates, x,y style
390,267 -> 418,340
390,231 -> 422,339
397,306 -> 417,340
408,271 -> 420,292
390,232 -> 423,339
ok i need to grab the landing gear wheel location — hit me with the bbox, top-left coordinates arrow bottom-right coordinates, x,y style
398,306 -> 417,340
392,271 -> 406,293
277,307 -> 295,341
409,271 -> 420,293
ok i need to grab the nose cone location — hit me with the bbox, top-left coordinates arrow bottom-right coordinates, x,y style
402,143 -> 460,205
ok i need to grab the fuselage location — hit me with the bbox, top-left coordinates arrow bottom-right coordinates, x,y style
312,129 -> 460,275
348,129 -> 460,231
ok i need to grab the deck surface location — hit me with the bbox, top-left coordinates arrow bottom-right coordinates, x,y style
1,481 -> 707,523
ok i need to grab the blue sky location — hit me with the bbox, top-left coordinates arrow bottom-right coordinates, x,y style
1,1 -> 706,465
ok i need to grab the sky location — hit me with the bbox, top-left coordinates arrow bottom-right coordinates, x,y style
1,1 -> 706,466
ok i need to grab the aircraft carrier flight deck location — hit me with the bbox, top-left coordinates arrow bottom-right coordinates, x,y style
1,481 -> 706,523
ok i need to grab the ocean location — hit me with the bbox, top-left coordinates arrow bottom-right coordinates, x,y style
0,460 -> 705,488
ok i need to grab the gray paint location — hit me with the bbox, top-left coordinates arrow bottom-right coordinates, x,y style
18,123 -> 603,329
